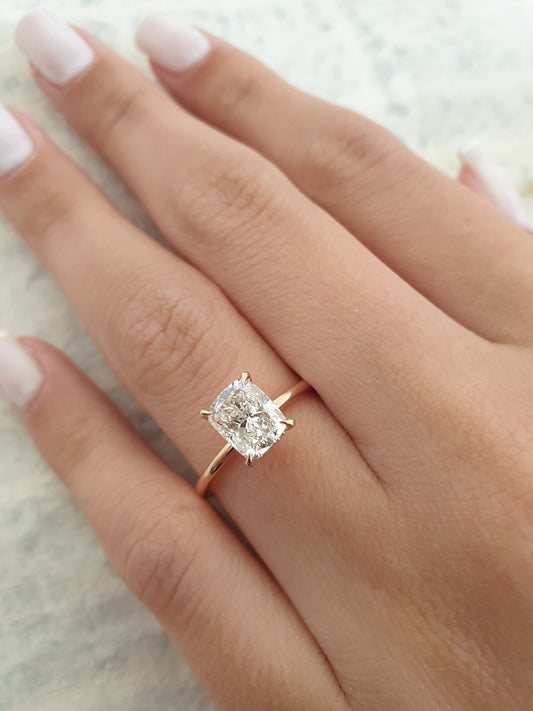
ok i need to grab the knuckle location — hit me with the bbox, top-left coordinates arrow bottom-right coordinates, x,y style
119,499 -> 202,615
178,151 -> 283,249
110,280 -> 219,395
302,112 -> 403,191
43,406 -> 107,482
15,173 -> 81,245
217,66 -> 259,117
440,380 -> 533,542
89,82 -> 152,151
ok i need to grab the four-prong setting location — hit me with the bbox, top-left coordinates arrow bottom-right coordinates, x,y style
200,372 -> 295,466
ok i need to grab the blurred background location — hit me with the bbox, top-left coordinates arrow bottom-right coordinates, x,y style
1,1 -> 532,709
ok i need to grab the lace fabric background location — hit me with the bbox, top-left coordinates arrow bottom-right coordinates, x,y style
1,1 -> 532,709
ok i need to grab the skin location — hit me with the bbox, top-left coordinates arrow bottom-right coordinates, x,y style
2,26 -> 533,711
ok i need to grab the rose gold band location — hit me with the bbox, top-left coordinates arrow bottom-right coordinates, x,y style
195,379 -> 311,498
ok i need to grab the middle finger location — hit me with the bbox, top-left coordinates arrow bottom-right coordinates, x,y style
14,9 -> 480,469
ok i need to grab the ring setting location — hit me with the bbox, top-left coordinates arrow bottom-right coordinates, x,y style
201,371 -> 293,466
196,372 -> 311,497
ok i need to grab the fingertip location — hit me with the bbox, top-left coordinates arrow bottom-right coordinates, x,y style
457,139 -> 531,229
12,335 -> 105,424
0,104 -> 36,179
135,12 -> 211,74
0,332 -> 45,412
14,6 -> 96,87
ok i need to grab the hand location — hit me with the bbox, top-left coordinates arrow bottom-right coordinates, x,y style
1,9 -> 532,710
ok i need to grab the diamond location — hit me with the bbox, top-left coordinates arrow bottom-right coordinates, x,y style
207,378 -> 287,461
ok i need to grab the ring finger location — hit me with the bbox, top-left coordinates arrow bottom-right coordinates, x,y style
0,104 -> 386,665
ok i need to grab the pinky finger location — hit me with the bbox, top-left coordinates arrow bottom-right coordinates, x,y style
0,333 -> 344,711
457,140 -> 531,229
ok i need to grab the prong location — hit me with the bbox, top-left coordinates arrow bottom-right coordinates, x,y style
200,409 -> 211,419
282,418 -> 295,429
245,453 -> 254,467
241,371 -> 251,383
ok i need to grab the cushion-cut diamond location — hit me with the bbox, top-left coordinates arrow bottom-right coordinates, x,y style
207,378 -> 287,461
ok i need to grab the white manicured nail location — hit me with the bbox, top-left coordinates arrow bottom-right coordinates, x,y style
0,332 -> 44,410
0,104 -> 34,176
135,12 -> 210,72
15,7 -> 95,86
458,138 -> 530,229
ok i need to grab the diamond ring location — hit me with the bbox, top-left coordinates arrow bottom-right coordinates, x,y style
195,371 -> 311,497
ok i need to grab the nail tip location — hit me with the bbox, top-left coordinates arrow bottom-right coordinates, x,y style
134,14 -> 210,72
457,139 -> 531,228
14,5 -> 96,86
0,105 -> 35,177
15,6 -> 53,36
457,137 -> 483,163
0,333 -> 44,411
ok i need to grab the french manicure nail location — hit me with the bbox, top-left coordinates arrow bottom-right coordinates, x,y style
0,332 -> 44,410
135,12 -> 211,72
458,138 -> 531,229
0,104 -> 34,176
15,7 -> 95,86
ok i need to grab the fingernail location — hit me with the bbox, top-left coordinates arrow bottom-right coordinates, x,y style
15,7 -> 95,86
135,12 -> 210,73
0,332 -> 44,410
458,138 -> 530,229
0,104 -> 34,176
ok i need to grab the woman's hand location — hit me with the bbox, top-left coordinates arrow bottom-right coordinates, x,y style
1,9 -> 533,710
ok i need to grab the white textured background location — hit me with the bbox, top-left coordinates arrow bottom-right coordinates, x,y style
1,1 -> 533,710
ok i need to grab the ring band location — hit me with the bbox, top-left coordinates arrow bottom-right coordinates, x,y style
196,372 -> 311,498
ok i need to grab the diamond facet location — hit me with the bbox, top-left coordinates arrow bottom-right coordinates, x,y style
207,378 -> 287,461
